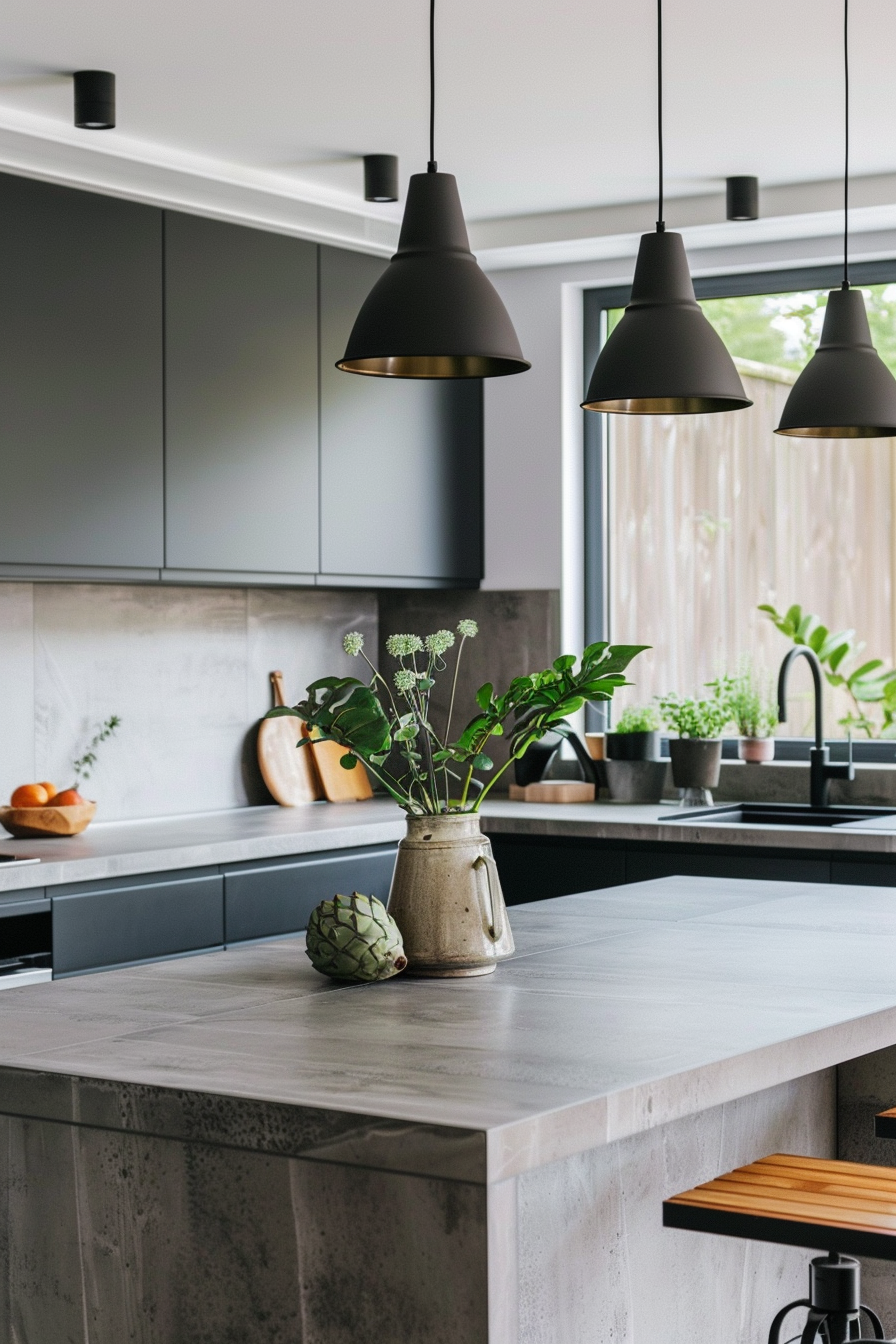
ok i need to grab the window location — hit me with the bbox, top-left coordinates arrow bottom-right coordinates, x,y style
584,264 -> 896,739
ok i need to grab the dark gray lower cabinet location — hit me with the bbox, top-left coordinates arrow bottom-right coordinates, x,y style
224,845 -> 397,945
53,868 -> 223,976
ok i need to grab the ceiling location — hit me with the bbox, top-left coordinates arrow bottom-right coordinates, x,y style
0,0 -> 893,262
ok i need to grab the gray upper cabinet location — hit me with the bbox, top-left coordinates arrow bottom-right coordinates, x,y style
319,246 -> 483,585
164,214 -> 319,576
0,173 -> 164,568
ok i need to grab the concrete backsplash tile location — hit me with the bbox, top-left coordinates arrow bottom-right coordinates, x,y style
0,583 -> 34,806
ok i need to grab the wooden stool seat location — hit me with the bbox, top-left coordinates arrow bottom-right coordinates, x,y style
664,1153 -> 896,1261
876,1108 -> 896,1140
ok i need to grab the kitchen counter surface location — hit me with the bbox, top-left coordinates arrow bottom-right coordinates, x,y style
3,874 -> 896,1183
5,793 -> 896,894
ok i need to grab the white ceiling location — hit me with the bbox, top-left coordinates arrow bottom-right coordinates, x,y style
0,0 -> 894,262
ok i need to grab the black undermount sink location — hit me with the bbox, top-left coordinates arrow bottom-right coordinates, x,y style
663,802 -> 896,828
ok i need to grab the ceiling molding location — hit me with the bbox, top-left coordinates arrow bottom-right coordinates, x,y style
0,107 -> 401,254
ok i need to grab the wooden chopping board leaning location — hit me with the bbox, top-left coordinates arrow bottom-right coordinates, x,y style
257,671 -> 323,806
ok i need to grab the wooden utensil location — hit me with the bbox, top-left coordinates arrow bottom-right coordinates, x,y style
306,727 -> 374,803
0,802 -> 97,838
256,671 -> 323,806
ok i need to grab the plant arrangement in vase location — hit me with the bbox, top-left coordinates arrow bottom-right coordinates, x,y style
270,624 -> 648,978
731,659 -> 778,763
657,680 -> 735,804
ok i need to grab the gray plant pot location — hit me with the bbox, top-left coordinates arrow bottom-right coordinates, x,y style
668,738 -> 723,790
605,730 -> 661,762
604,759 -> 668,803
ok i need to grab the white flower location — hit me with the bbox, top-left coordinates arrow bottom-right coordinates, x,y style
457,619 -> 478,639
425,629 -> 455,657
343,631 -> 364,657
386,633 -> 424,657
394,669 -> 418,694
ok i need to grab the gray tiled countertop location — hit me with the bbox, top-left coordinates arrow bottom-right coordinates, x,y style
5,793 -> 896,895
3,875 -> 896,1183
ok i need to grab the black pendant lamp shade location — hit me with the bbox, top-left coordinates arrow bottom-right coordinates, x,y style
337,171 -> 529,378
363,154 -> 399,203
582,230 -> 751,414
775,0 -> 896,438
582,0 -> 748,416
726,175 -> 759,221
337,0 -> 528,379
73,70 -> 115,129
776,287 -> 896,437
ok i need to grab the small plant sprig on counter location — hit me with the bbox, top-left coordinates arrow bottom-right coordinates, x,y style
657,679 -> 735,740
269,625 -> 649,815
613,704 -> 661,734
73,715 -> 121,782
730,658 -> 778,739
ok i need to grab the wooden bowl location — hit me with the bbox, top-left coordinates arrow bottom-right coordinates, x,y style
0,802 -> 97,838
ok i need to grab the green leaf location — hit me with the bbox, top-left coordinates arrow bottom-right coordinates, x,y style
263,706 -> 302,719
827,640 -> 852,672
339,753 -> 358,770
552,654 -> 576,672
784,603 -> 803,632
472,753 -> 493,770
475,682 -> 494,711
806,623 -> 829,654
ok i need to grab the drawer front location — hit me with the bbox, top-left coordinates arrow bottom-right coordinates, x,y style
831,860 -> 896,887
625,850 -> 830,885
53,873 -> 224,975
490,839 -> 626,906
224,846 -> 397,945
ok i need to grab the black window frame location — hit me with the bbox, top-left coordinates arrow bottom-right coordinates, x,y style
582,256 -> 896,760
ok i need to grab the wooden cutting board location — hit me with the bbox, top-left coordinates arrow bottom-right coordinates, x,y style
257,671 -> 323,806
306,728 -> 374,803
508,780 -> 595,803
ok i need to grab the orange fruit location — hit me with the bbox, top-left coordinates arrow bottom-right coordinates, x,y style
48,789 -> 86,807
10,783 -> 50,808
37,782 -> 57,799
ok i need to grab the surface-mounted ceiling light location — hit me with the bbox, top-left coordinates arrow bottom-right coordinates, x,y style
73,70 -> 115,130
337,0 -> 529,379
364,155 -> 399,203
582,0 -> 750,415
726,176 -> 759,221
776,0 -> 896,437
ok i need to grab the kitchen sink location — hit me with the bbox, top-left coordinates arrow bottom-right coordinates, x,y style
662,802 -> 896,828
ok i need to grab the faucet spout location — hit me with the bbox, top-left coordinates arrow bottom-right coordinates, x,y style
776,645 -> 854,808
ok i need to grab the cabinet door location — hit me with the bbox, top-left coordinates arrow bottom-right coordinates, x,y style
319,246 -> 482,584
53,869 -> 223,976
224,845 -> 397,945
164,213 -> 319,575
490,838 -> 626,905
0,173 -> 164,567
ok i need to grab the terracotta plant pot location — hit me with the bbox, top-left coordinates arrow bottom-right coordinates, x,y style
605,730 -> 662,762
387,813 -> 514,978
668,739 -> 723,791
738,737 -> 775,764
584,733 -> 605,761
604,759 -> 668,803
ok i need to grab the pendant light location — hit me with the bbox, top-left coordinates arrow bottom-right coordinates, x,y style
582,0 -> 750,415
337,0 -> 529,379
776,0 -> 896,437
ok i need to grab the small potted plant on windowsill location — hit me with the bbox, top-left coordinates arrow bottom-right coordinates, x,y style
603,704 -> 667,802
732,660 -> 778,763
658,679 -> 735,806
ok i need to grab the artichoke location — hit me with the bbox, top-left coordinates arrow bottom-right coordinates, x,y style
305,892 -> 407,982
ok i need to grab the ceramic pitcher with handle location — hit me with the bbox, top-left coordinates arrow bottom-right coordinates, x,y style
386,813 -> 514,977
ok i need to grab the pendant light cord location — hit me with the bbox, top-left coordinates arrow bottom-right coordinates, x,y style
656,0 -> 665,231
842,0 -> 849,287
428,0 -> 437,172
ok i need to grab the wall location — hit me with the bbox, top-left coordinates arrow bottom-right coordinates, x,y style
0,583 -> 376,822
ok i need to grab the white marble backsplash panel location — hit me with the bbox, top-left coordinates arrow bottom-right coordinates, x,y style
0,582 -> 376,822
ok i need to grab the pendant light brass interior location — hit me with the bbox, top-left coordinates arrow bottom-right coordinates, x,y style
582,0 -> 749,416
775,0 -> 896,438
337,0 -> 529,380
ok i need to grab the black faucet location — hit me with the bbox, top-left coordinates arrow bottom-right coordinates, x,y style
777,647 -> 854,809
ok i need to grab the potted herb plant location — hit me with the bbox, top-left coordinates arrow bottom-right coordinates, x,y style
658,678 -> 734,805
606,704 -> 662,761
732,660 -> 778,763
271,625 -> 648,977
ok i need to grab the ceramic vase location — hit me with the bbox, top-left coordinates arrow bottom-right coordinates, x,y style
668,738 -> 723,807
386,813 -> 514,977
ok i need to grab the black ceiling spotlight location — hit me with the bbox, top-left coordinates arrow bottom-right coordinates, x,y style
582,0 -> 750,415
726,176 -> 759,221
337,0 -> 529,378
73,70 -> 115,130
364,155 -> 399,203
776,0 -> 896,437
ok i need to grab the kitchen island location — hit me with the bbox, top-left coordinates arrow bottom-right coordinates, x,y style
2,875 -> 896,1341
